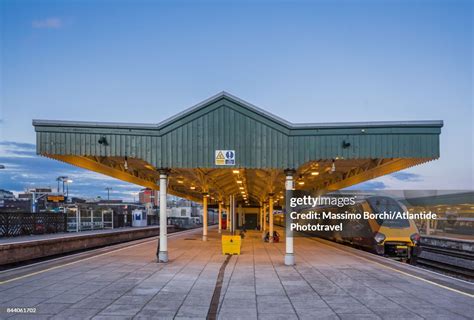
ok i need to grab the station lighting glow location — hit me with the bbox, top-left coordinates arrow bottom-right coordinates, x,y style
298,181 -> 305,185
236,180 -> 243,184
177,180 -> 184,184
311,171 -> 319,176
232,170 -> 240,174
190,186 -> 196,190
145,164 -> 154,170
239,187 -> 244,190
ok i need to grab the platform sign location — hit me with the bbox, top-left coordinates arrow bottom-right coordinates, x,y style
47,195 -> 65,202
215,150 -> 235,165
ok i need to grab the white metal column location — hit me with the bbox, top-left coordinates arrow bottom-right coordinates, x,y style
269,194 -> 274,243
231,195 -> 236,235
218,202 -> 222,233
284,170 -> 295,265
158,172 -> 168,262
238,204 -> 242,229
203,194 -> 208,241
228,196 -> 232,232
227,203 -> 231,231
262,202 -> 267,234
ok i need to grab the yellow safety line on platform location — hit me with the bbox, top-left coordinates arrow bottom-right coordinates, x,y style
0,229 -> 199,285
309,237 -> 474,299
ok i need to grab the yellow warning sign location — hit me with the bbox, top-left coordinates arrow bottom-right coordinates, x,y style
215,151 -> 225,165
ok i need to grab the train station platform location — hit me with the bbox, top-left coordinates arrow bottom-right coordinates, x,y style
0,227 -> 472,320
0,226 -> 177,266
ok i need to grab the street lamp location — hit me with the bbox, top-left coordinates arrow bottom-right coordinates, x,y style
66,179 -> 73,197
56,176 -> 68,194
105,187 -> 112,201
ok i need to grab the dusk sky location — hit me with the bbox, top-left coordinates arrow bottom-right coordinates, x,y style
1,0 -> 472,199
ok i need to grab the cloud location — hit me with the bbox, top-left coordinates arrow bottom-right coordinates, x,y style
391,172 -> 422,182
32,18 -> 62,29
0,141 -> 36,158
0,141 -> 142,200
347,169 -> 433,190
346,181 -> 387,190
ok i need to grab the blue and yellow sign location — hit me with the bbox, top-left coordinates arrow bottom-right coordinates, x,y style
215,150 -> 235,165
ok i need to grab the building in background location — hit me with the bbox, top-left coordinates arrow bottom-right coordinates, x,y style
0,189 -> 15,200
0,189 -> 31,212
138,188 -> 158,206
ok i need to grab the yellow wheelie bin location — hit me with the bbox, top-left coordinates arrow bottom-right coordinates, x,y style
222,235 -> 241,255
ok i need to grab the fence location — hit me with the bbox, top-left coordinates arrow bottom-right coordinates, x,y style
0,211 -> 135,237
0,212 -> 67,237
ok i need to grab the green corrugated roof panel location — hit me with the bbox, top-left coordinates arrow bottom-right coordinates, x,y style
33,92 -> 443,169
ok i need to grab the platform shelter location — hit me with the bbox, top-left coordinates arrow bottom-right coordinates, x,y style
33,92 -> 443,265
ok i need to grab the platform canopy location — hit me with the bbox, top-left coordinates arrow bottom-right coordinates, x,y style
33,92 -> 443,206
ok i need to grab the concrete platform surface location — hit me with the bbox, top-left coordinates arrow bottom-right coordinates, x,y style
0,227 -> 164,245
0,227 -> 472,320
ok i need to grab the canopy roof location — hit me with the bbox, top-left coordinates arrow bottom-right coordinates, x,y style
33,92 -> 443,205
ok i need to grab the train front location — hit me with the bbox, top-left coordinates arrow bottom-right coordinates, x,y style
364,196 -> 422,262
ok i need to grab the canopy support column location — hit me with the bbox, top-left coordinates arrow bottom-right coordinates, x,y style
269,194 -> 274,243
227,203 -> 231,231
203,193 -> 208,241
238,204 -> 242,229
231,195 -> 236,235
157,169 -> 169,263
218,202 -> 222,233
262,202 -> 267,235
284,169 -> 296,266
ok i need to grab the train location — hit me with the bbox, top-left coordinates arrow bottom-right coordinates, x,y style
274,196 -> 422,262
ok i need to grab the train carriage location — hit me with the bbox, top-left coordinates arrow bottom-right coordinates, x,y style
276,196 -> 421,262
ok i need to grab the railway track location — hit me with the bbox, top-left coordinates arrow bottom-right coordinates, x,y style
415,245 -> 474,280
